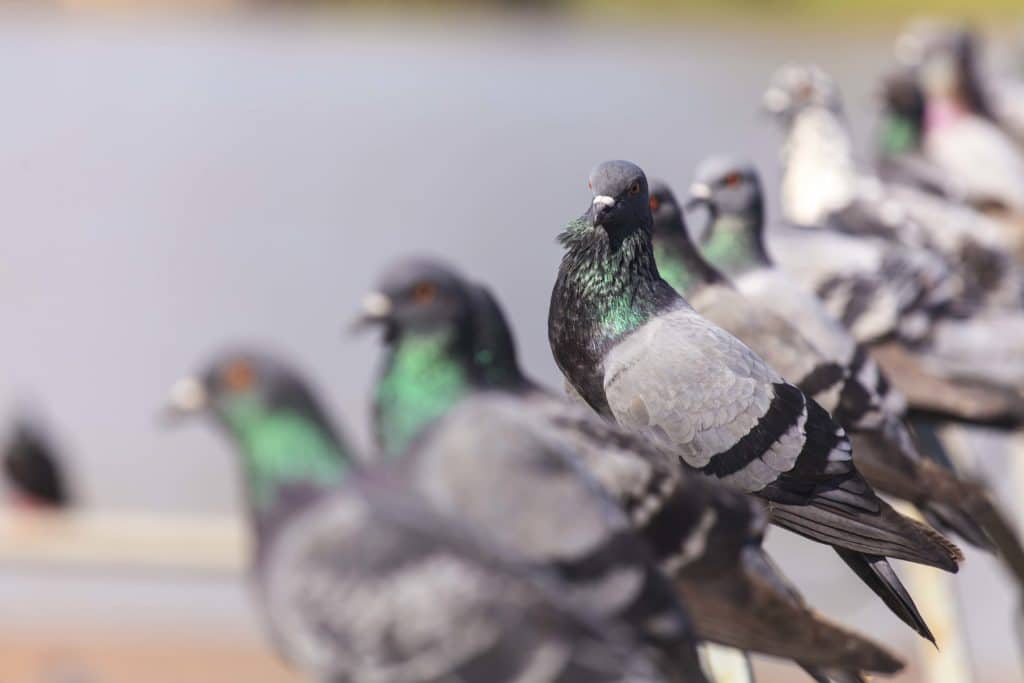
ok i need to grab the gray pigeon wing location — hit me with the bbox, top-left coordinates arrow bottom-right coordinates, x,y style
263,488 -> 664,683
406,396 -> 707,681
603,308 -> 817,494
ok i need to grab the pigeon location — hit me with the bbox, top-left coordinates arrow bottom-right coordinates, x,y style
2,416 -> 71,509
764,63 -> 1020,316
686,159 -> 1024,588
548,159 -> 963,644
890,28 -> 1024,223
357,257 -> 904,677
167,350 -> 702,682
166,353 -> 676,681
895,21 -> 1024,175
695,152 -> 1024,426
652,178 -> 995,551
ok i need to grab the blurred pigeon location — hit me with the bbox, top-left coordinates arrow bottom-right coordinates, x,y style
3,417 -> 71,509
653,178 -> 996,551
548,160 -> 963,644
167,356 -> 677,681
764,63 -> 1021,314
694,153 -> 1024,426
686,159 -> 1024,587
895,22 -> 1024,185
357,257 -> 904,677
167,350 -> 699,682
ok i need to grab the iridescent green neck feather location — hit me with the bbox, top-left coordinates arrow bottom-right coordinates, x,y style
220,395 -> 348,516
700,212 -> 769,278
881,114 -> 919,155
374,330 -> 470,458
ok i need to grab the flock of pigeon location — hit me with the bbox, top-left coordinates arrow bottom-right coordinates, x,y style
8,19 -> 1023,683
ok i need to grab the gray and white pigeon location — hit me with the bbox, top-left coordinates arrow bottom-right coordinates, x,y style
764,63 -> 1021,316
166,350 -> 697,682
894,22 -> 1024,213
548,159 -> 962,644
357,257 -> 904,678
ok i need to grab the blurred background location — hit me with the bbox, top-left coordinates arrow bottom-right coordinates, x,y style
1,1 -> 1022,681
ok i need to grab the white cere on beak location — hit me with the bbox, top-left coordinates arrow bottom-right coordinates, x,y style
169,376 -> 207,413
361,291 -> 393,319
762,87 -> 790,113
592,195 -> 616,208
689,183 -> 712,200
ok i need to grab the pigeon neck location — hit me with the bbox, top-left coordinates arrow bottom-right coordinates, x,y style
374,329 -> 473,458
549,215 -> 679,415
220,396 -> 349,539
652,216 -> 725,298
700,210 -> 770,278
781,107 -> 858,225
880,112 -> 922,155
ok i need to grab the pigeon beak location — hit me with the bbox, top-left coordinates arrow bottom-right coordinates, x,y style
163,376 -> 208,423
684,183 -> 712,211
591,195 -> 616,225
350,291 -> 394,333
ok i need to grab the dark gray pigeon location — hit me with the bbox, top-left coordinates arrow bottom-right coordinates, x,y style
548,159 -> 963,644
166,350 -> 686,682
357,257 -> 904,678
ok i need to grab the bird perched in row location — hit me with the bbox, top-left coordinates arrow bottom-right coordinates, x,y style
548,159 -> 963,645
2,416 -> 72,510
764,63 -> 1021,317
892,21 -> 1024,214
357,257 -> 903,678
681,157 -> 1024,591
166,352 -> 705,682
651,177 -> 994,551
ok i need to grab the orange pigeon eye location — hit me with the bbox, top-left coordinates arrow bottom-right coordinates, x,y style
223,359 -> 256,393
629,182 -> 641,196
412,282 -> 437,305
723,173 -> 742,188
649,196 -> 660,212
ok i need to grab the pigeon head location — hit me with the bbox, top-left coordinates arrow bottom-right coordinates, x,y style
686,157 -> 769,275
648,179 -> 685,238
355,258 -> 476,344
762,64 -> 841,124
586,160 -> 651,235
167,350 -> 328,428
688,156 -> 762,222
166,349 -> 351,533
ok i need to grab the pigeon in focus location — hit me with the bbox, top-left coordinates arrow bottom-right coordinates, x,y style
357,257 -> 905,677
3,416 -> 72,509
548,159 -> 963,644
166,352 -> 674,681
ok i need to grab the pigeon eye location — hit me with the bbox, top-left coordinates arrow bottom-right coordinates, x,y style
412,282 -> 437,305
629,182 -> 641,196
723,173 -> 742,188
649,196 -> 660,212
223,360 -> 256,393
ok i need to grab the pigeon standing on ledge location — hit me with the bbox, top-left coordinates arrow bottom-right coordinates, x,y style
548,159 -> 962,644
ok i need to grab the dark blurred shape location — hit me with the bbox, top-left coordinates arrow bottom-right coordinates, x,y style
3,417 -> 71,509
